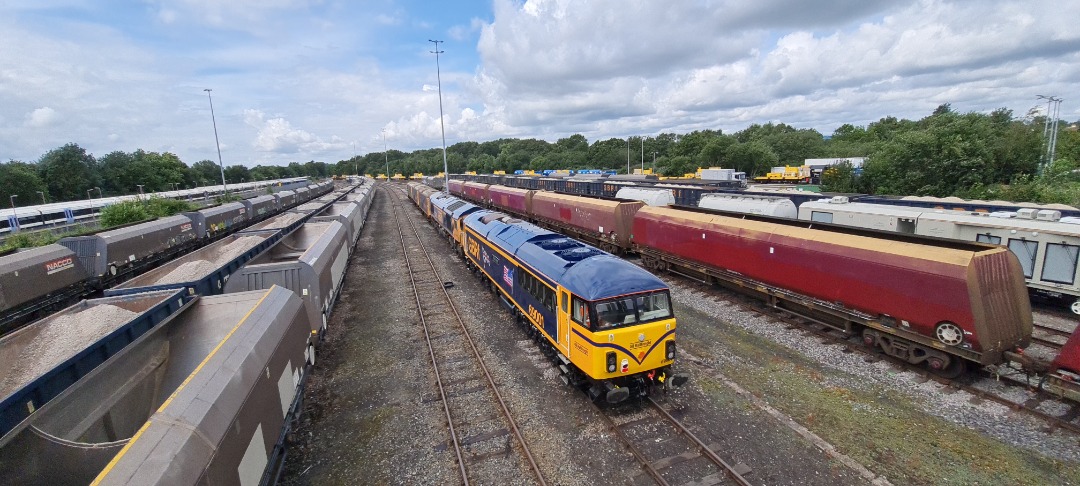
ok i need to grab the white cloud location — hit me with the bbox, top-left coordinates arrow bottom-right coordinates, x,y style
24,107 -> 58,127
244,108 -> 345,155
2,0 -> 1079,171
466,0 -> 1080,140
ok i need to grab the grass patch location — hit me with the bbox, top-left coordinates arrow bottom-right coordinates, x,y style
687,311 -> 1080,485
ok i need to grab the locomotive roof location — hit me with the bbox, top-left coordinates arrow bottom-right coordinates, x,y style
464,210 -> 667,300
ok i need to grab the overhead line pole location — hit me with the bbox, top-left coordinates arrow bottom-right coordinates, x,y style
429,39 -> 449,189
204,88 -> 229,196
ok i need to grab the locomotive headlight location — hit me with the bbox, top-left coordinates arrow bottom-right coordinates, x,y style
606,352 -> 617,373
666,341 -> 676,360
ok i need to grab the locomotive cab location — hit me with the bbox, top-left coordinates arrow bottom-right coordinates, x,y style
566,288 -> 688,403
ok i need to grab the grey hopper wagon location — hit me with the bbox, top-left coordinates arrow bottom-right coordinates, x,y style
224,221 -> 350,336
294,186 -> 311,204
294,202 -> 325,214
239,211 -> 311,237
0,289 -> 191,440
104,231 -> 280,298
274,190 -> 298,210
181,201 -> 249,240
312,201 -> 364,250
58,215 -> 198,279
0,244 -> 89,333
244,194 -> 279,222
0,287 -> 310,485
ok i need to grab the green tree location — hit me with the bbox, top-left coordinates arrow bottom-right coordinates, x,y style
189,160 -> 223,187
588,138 -> 634,172
224,164 -> 251,184
698,136 -> 736,167
725,141 -> 779,176
38,143 -> 99,202
820,161 -> 861,193
0,161 -> 47,207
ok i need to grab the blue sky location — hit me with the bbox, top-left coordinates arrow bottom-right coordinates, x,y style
1,0 -> 1078,167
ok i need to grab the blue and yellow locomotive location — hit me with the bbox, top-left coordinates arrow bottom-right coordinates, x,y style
410,183 -> 686,403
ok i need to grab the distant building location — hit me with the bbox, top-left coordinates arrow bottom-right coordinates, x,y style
804,157 -> 866,184
804,157 -> 865,169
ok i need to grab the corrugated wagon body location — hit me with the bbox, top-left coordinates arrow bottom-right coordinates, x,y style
448,179 -> 465,197
529,192 -> 642,253
0,287 -> 309,485
59,215 -> 197,278
632,206 -> 1031,364
488,185 -> 531,215
244,194 -> 279,222
0,244 -> 87,317
225,222 -> 350,335
275,190 -> 298,210
182,201 -> 248,240
104,231 -> 278,297
462,181 -> 490,205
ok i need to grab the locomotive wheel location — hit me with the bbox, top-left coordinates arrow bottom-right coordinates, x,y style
934,322 -> 963,346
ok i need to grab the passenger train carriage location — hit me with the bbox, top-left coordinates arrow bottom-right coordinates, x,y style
799,198 -> 1080,314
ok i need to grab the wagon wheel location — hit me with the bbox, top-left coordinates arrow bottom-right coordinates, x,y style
861,328 -> 879,348
927,356 -> 966,379
934,322 -> 964,346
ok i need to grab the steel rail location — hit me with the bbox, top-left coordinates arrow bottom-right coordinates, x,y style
384,185 -> 469,485
647,397 -> 753,486
386,184 -> 548,486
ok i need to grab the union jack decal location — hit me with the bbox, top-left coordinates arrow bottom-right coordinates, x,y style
503,266 -> 514,287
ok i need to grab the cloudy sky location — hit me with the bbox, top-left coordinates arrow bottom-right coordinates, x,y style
1,0 -> 1077,167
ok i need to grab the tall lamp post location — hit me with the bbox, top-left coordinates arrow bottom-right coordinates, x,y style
626,138 -> 630,174
35,191 -> 46,227
204,88 -> 229,196
641,136 -> 645,172
9,195 -> 17,233
429,39 -> 449,189
86,189 -> 96,222
382,128 -> 390,180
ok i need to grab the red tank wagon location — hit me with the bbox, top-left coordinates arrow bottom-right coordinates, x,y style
632,206 -> 1032,370
529,192 -> 642,254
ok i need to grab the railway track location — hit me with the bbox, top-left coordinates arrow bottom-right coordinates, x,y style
385,185 -> 547,486
598,397 -> 753,486
675,277 -> 1080,436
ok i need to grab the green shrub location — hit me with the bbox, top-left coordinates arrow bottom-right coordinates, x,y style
0,230 -> 60,252
214,193 -> 242,204
145,197 -> 196,218
100,200 -> 150,227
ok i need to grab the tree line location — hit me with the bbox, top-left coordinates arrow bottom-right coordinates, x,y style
0,144 -> 333,207
4,104 -> 1078,207
337,105 -> 1078,205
